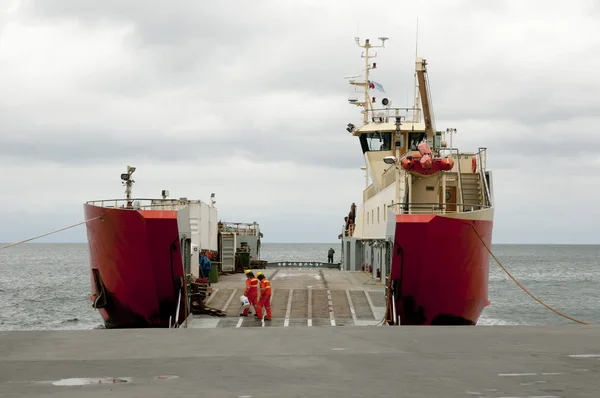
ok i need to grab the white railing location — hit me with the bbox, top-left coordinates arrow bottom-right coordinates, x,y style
363,184 -> 377,202
388,202 -> 490,215
219,222 -> 260,236
86,198 -> 189,210
363,107 -> 421,124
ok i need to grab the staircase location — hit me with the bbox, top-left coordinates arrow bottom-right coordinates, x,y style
460,173 -> 482,211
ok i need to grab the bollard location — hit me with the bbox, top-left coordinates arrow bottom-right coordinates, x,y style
376,269 -> 381,279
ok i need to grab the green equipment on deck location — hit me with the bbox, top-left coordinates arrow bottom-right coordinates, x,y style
209,261 -> 219,283
238,252 -> 250,269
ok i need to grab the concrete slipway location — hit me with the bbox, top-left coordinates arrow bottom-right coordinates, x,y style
0,269 -> 598,397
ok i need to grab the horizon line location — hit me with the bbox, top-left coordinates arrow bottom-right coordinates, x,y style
2,241 -> 600,246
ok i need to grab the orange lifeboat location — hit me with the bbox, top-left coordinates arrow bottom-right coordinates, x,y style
400,157 -> 415,170
400,152 -> 421,170
439,157 -> 454,171
400,153 -> 454,175
400,141 -> 455,174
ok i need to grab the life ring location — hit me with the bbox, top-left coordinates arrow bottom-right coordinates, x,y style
471,156 -> 477,173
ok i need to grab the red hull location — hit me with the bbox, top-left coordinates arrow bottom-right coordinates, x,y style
84,204 -> 186,329
390,213 -> 493,325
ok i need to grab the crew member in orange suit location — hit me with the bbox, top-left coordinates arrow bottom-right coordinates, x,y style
255,272 -> 272,321
240,270 -> 259,317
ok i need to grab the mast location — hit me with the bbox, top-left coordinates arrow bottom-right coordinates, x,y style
120,165 -> 136,206
412,19 -> 420,123
349,37 -> 388,125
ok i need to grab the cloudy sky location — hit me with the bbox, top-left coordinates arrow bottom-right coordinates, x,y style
1,0 -> 599,244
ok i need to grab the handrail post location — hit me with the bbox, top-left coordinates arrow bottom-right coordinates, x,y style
476,149 -> 484,206
441,171 -> 447,214
407,174 -> 412,214
477,148 -> 492,208
174,288 -> 182,327
454,148 -> 465,212
483,148 -> 487,170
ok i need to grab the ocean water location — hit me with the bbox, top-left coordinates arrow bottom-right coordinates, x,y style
0,243 -> 598,330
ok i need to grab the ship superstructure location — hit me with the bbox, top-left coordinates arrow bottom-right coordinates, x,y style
340,37 -> 495,325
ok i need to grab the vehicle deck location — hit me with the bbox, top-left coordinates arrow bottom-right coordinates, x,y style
187,268 -> 387,328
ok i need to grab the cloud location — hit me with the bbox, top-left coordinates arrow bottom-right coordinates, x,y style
0,0 -> 599,244
0,159 -> 365,243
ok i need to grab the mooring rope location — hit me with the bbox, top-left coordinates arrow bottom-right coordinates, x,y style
470,224 -> 592,326
0,215 -> 104,251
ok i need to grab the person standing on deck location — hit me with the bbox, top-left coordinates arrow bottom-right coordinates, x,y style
255,272 -> 272,321
199,251 -> 212,280
327,247 -> 335,264
349,203 -> 356,224
240,270 -> 259,317
348,203 -> 356,235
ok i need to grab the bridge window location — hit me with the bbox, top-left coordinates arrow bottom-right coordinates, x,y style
359,132 -> 392,153
407,132 -> 426,150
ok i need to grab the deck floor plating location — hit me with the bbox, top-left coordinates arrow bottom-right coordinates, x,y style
188,268 -> 385,328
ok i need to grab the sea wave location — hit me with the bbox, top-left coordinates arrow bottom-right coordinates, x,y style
477,316 -> 522,326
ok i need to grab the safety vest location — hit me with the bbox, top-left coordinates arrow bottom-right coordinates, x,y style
245,277 -> 259,295
260,278 -> 271,296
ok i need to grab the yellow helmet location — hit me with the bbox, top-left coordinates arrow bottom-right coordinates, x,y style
256,272 -> 263,277
245,269 -> 253,275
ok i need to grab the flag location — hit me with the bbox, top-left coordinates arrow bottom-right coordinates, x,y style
371,81 -> 385,93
